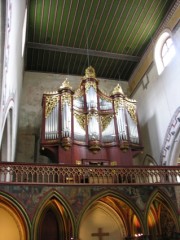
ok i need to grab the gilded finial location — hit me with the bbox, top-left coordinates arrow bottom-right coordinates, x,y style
112,84 -> 124,95
59,78 -> 72,90
85,66 -> 96,78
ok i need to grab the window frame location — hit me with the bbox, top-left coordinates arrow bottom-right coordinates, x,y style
154,30 -> 175,75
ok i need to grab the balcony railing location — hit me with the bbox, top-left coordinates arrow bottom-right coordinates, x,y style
0,162 -> 180,185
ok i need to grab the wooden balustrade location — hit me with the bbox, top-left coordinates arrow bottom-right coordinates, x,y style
0,162 -> 180,185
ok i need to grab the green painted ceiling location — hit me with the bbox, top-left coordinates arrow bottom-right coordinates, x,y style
26,0 -> 176,81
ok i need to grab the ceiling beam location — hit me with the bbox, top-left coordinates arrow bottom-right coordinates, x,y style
27,42 -> 140,62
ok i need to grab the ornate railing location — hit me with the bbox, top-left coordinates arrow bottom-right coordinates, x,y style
0,162 -> 180,185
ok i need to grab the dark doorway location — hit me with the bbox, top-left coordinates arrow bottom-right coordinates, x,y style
40,209 -> 60,240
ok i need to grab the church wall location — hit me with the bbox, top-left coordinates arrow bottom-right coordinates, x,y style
16,71 -> 128,163
131,23 -> 180,165
0,185 -> 179,239
0,184 -> 179,239
0,0 -> 27,162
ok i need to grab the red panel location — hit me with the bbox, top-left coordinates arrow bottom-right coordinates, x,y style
58,146 -> 72,164
107,147 -> 133,165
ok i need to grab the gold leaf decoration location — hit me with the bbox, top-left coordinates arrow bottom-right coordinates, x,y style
45,95 -> 59,118
61,92 -> 72,109
126,102 -> 137,123
85,81 -> 97,93
87,112 -> 99,124
59,78 -> 72,90
114,97 -> 124,114
100,114 -> 113,131
74,112 -> 86,130
74,87 -> 84,99
84,66 -> 96,78
112,83 -> 124,95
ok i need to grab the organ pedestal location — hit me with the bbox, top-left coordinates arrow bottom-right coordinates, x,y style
40,66 -> 143,165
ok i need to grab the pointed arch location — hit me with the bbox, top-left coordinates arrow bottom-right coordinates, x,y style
32,190 -> 76,240
160,106 -> 180,165
77,189 -> 146,239
145,189 -> 179,238
0,107 -> 13,163
143,154 -> 158,166
0,191 -> 31,240
0,96 -> 15,163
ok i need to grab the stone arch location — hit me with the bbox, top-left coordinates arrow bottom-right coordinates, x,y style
160,106 -> 180,165
32,190 -> 76,240
77,190 -> 146,240
0,191 -> 31,240
0,106 -> 13,163
145,189 -> 179,238
143,154 -> 158,166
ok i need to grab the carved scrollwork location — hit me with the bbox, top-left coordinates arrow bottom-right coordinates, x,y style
87,112 -> 99,124
113,97 -> 137,123
84,66 -> 96,78
74,87 -> 84,99
61,92 -> 72,109
85,81 -> 97,93
59,78 -> 72,90
45,95 -> 59,118
100,114 -> 113,131
112,83 -> 124,95
114,97 -> 124,114
74,112 -> 86,130
126,101 -> 137,123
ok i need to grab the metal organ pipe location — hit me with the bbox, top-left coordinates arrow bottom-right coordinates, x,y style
62,101 -> 71,138
126,111 -> 139,143
117,106 -> 127,141
45,103 -> 59,140
86,86 -> 97,110
41,67 -> 143,160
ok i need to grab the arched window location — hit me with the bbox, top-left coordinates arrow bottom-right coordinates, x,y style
154,30 -> 176,75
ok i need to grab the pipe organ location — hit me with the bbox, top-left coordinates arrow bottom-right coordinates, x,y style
40,67 -> 143,165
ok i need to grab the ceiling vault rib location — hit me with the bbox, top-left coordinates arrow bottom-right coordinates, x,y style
27,42 -> 140,62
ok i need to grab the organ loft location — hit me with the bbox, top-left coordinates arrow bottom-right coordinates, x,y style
40,66 -> 143,165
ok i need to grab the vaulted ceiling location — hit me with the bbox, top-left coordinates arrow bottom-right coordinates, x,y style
26,0 -> 177,82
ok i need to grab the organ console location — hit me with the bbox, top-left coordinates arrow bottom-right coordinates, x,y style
40,66 -> 143,165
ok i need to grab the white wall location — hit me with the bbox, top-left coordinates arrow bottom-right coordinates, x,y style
0,0 -> 27,161
132,25 -> 180,164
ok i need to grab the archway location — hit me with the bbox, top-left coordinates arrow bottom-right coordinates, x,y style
146,191 -> 179,239
38,204 -> 64,240
0,193 -> 30,240
78,194 -> 144,240
0,108 -> 13,163
32,191 -> 75,240
0,116 -> 8,162
161,107 -> 180,166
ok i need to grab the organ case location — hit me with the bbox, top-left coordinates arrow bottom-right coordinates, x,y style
40,67 -> 143,165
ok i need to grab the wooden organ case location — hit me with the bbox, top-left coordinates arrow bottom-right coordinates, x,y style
40,67 -> 143,165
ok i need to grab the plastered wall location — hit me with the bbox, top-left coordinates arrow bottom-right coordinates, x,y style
132,24 -> 180,164
0,0 -> 27,162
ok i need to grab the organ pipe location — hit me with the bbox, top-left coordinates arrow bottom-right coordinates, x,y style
41,67 -> 142,155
